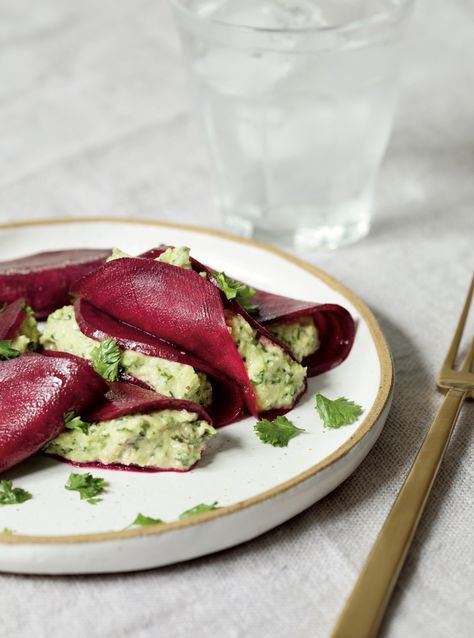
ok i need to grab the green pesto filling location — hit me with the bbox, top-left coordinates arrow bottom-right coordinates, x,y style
226,312 -> 307,412
10,312 -> 40,353
267,317 -> 319,362
40,306 -> 212,407
44,410 -> 215,470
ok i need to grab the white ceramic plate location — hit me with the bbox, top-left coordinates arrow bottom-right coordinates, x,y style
0,218 -> 392,575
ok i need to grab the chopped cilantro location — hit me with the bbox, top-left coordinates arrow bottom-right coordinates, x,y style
65,472 -> 107,504
254,415 -> 305,447
1,528 -> 13,535
0,480 -> 32,507
91,338 -> 122,381
127,513 -> 163,528
179,502 -> 219,519
64,411 -> 92,434
0,340 -> 21,361
315,394 -> 363,428
214,271 -> 259,314
22,304 -> 35,317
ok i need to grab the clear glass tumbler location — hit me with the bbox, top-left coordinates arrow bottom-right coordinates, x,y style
170,0 -> 414,249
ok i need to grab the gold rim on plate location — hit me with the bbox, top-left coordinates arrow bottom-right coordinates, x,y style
0,217 -> 393,545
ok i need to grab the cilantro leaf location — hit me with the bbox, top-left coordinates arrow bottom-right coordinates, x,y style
0,340 -> 21,361
65,473 -> 107,504
64,411 -> 92,434
179,502 -> 219,519
22,304 -> 35,317
315,394 -> 363,428
91,338 -> 122,381
254,415 -> 305,447
0,480 -> 32,507
127,513 -> 163,528
1,528 -> 13,535
214,272 -> 259,314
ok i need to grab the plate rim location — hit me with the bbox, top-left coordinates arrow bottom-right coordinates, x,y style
0,217 -> 393,546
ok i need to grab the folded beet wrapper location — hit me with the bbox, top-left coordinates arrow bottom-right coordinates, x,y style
250,290 -> 356,376
75,299 -> 243,426
0,249 -> 111,319
54,382 -> 213,473
0,352 -> 107,473
0,298 -> 27,340
142,246 -> 355,376
73,258 -> 306,417
86,382 -> 212,424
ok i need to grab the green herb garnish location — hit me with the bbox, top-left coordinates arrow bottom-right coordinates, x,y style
127,513 -> 163,528
179,502 -> 219,519
0,480 -> 32,507
65,473 -> 107,504
91,338 -> 122,381
254,415 -> 305,447
64,411 -> 92,434
0,340 -> 21,361
214,272 -> 258,314
22,304 -> 35,317
1,528 -> 13,535
315,394 -> 363,429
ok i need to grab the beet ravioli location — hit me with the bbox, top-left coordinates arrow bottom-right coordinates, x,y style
0,353 -> 106,473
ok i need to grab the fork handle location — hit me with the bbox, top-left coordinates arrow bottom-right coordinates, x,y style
331,387 -> 466,638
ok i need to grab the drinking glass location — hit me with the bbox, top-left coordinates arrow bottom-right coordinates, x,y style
170,0 -> 414,249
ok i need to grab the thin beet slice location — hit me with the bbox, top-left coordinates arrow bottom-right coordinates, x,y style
73,258 -> 260,415
75,299 -> 243,426
251,290 -> 356,376
0,298 -> 27,340
86,382 -> 212,424
0,352 -> 107,473
53,383 -> 213,473
142,246 -> 355,376
0,249 -> 111,319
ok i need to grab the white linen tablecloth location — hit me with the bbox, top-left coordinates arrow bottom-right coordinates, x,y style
0,1 -> 473,636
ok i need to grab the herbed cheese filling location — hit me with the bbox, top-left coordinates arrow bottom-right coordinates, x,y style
44,409 -> 215,471
157,246 -> 192,269
40,306 -> 213,408
10,309 -> 40,353
106,247 -> 131,262
226,312 -> 307,412
267,317 -> 319,362
107,245 -> 192,269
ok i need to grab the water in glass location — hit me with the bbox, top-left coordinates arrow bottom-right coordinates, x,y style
175,0 -> 410,249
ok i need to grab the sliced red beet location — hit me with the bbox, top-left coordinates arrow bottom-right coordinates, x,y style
0,249 -> 111,319
0,298 -> 27,340
0,352 -> 107,473
75,299 -> 243,426
73,258 -> 260,416
250,290 -> 356,376
86,382 -> 212,424
142,246 -> 355,376
74,258 -> 309,416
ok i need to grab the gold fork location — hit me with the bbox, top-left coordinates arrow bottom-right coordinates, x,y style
331,275 -> 474,638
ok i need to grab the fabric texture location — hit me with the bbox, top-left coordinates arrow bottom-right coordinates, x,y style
0,0 -> 473,636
